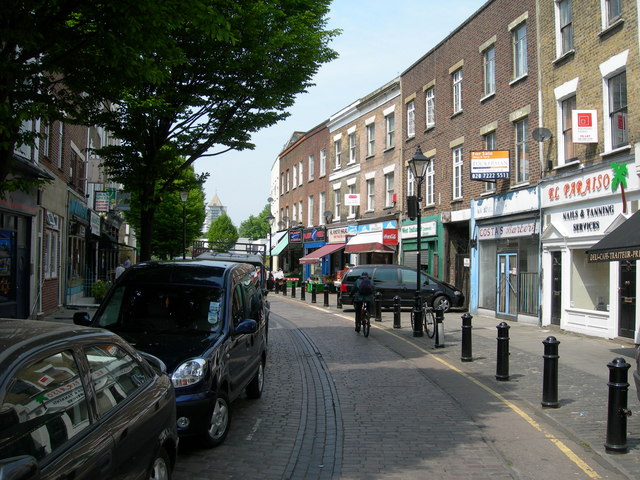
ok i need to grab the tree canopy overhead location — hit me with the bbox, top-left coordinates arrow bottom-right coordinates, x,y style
95,0 -> 338,261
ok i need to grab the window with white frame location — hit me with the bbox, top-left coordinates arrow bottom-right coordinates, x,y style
348,132 -> 356,163
286,170 -> 290,192
385,173 -> 394,207
319,191 -> 326,224
298,201 -> 303,224
348,184 -> 357,217
335,139 -> 342,168
561,95 -> 576,162
307,195 -> 314,226
425,87 -> 435,128
407,100 -> 415,138
557,0 -> 573,56
57,122 -> 63,168
43,123 -> 50,157
366,123 -> 375,157
366,179 -> 375,211
604,0 -> 621,27
319,149 -> 326,176
308,154 -> 314,181
407,167 -> 415,197
484,132 -> 497,193
292,164 -> 297,188
298,161 -> 303,186
44,228 -> 59,279
608,71 -> 628,149
385,114 -> 395,149
452,147 -> 463,200
515,117 -> 529,184
280,172 -> 284,195
334,187 -> 341,220
452,69 -> 463,114
292,203 -> 297,223
483,46 -> 496,96
513,23 -> 528,79
424,159 -> 435,205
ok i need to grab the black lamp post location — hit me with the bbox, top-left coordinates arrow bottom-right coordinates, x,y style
267,213 -> 275,271
180,191 -> 189,259
408,146 -> 432,337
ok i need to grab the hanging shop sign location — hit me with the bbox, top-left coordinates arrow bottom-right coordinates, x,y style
382,228 -> 399,245
288,229 -> 303,243
95,191 -> 110,212
328,227 -> 348,244
303,227 -> 326,243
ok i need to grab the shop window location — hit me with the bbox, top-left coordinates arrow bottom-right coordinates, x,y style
571,249 -> 610,310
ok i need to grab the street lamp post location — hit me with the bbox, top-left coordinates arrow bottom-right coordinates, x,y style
267,213 -> 275,271
180,191 -> 189,259
408,146 -> 432,337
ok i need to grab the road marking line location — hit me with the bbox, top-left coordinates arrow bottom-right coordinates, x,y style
277,298 -> 601,478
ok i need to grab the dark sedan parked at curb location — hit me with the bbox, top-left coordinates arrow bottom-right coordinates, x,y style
74,259 -> 268,449
340,264 -> 465,312
0,319 -> 178,480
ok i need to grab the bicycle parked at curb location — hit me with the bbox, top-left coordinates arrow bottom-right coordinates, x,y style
410,303 -> 436,338
358,301 -> 371,337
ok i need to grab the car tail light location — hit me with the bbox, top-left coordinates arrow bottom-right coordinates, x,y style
341,283 -> 348,292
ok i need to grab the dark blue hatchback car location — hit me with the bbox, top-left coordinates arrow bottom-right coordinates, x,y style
74,259 -> 268,448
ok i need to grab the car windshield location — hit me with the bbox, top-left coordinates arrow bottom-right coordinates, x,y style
95,283 -> 225,334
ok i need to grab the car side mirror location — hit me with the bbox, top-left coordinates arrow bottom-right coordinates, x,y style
234,319 -> 258,335
73,311 -> 92,326
0,455 -> 40,480
139,352 -> 168,374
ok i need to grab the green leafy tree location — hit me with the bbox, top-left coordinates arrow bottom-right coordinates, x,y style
239,204 -> 273,239
93,0 -> 338,261
0,0 -> 210,195
208,213 -> 239,252
125,165 -> 206,259
610,162 -> 628,214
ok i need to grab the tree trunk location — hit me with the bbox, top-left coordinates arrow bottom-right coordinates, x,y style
621,184 -> 627,214
139,204 -> 156,261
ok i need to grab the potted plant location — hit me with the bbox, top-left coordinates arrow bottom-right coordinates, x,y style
92,280 -> 111,303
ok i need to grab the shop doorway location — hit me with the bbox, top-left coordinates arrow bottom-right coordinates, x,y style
550,251 -> 562,325
618,261 -> 636,338
497,253 -> 518,319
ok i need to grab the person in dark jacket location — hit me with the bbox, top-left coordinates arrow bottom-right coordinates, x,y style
349,272 -> 374,333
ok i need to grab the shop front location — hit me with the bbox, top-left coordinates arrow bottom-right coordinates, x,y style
470,187 -> 540,324
400,215 -> 441,277
540,162 -> 639,340
344,221 -> 398,265
299,227 -> 326,280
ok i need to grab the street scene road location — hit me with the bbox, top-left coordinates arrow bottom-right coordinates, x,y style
172,293 -> 640,480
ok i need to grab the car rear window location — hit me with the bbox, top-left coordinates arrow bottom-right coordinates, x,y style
344,267 -> 374,283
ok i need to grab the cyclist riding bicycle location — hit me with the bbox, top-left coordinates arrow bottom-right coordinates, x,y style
350,272 -> 374,333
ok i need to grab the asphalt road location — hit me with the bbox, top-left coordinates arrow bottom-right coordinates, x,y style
172,295 -> 635,480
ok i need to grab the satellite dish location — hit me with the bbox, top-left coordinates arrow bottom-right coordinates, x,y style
532,127 -> 552,142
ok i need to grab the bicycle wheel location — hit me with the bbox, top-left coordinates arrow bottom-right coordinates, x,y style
362,309 -> 371,337
424,306 -> 436,338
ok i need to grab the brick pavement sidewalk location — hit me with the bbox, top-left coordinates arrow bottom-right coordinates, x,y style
272,288 -> 640,479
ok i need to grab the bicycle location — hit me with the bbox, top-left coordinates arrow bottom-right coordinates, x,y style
358,301 -> 371,337
410,302 -> 436,338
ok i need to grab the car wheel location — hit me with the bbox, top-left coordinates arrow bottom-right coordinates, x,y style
202,392 -> 231,448
246,360 -> 265,399
432,295 -> 451,312
148,447 -> 171,480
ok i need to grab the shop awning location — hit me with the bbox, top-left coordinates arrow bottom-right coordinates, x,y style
586,210 -> 640,262
299,243 -> 345,264
345,232 -> 396,254
271,235 -> 289,256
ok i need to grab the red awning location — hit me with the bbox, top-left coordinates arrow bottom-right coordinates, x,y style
299,243 -> 346,264
344,232 -> 396,254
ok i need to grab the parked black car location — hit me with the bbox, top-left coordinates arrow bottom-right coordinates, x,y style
339,264 -> 465,312
74,259 -> 268,448
0,319 -> 178,480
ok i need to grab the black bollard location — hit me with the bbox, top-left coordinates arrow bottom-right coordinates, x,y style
605,358 -> 632,453
323,283 -> 329,307
311,283 -> 317,303
337,290 -> 342,309
291,280 -> 296,298
300,281 -> 306,301
374,291 -> 382,322
434,306 -> 445,348
393,296 -> 401,328
282,279 -> 288,296
541,336 -> 560,408
496,322 -> 510,381
461,313 -> 473,362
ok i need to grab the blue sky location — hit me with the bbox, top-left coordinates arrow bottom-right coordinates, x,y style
195,0 -> 486,225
